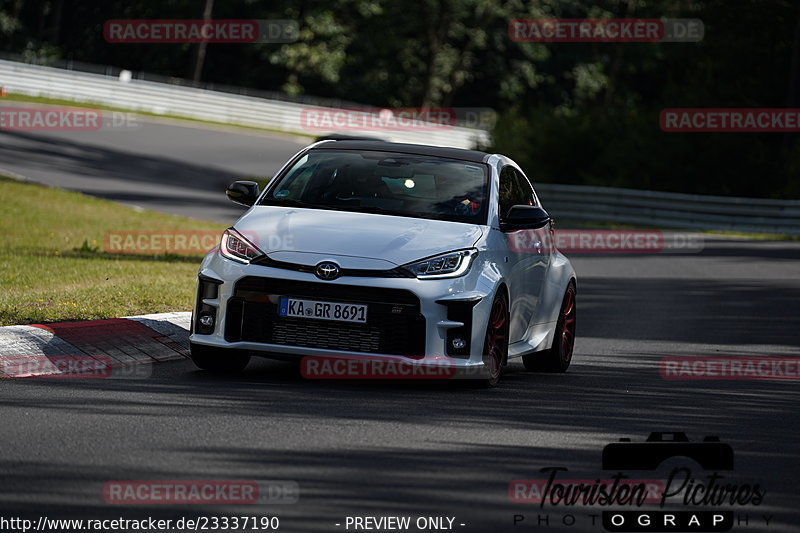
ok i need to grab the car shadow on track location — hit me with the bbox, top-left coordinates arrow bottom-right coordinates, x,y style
3,356 -> 799,532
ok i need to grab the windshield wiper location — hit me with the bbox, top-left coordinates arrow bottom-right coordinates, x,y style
351,205 -> 409,217
260,198 -> 458,222
260,198 -> 321,209
351,206 -> 452,221
260,197 -> 357,213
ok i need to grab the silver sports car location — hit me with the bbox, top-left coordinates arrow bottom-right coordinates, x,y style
190,140 -> 576,386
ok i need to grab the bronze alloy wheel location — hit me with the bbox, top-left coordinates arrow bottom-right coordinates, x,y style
480,292 -> 509,387
522,282 -> 576,373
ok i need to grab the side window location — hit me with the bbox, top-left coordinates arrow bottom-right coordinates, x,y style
516,170 -> 538,206
499,166 -> 534,220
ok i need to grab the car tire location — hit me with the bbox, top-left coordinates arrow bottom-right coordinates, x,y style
474,292 -> 510,388
190,342 -> 250,373
523,282 -> 576,373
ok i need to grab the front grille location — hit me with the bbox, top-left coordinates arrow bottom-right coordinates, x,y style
273,320 -> 381,353
225,277 -> 426,357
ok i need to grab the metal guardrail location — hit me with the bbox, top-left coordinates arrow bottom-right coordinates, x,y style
0,59 -> 490,149
536,183 -> 800,235
0,51 -> 373,108
2,59 -> 798,234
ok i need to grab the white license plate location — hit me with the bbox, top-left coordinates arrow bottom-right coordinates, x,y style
278,297 -> 368,324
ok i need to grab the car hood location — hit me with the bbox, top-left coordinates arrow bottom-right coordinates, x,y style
235,206 -> 484,268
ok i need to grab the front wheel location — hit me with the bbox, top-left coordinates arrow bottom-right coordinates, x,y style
190,342 -> 250,373
523,282 -> 576,373
475,292 -> 510,388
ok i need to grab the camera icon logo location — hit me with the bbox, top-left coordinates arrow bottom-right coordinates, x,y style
602,432 -> 734,471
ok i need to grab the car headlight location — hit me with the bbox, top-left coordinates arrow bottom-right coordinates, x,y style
403,249 -> 477,279
219,228 -> 264,264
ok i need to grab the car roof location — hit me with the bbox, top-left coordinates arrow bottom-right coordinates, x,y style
311,140 -> 491,163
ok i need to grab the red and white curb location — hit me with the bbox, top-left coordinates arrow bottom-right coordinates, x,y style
0,312 -> 191,378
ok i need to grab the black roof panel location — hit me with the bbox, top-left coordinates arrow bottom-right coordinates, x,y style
311,140 -> 491,163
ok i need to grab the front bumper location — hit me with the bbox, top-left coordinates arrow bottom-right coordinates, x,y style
189,251 -> 497,370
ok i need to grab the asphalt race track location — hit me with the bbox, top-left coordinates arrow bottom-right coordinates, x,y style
0,117 -> 307,223
1,118 -> 799,532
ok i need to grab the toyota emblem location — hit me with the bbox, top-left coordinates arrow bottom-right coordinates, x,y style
315,262 -> 340,280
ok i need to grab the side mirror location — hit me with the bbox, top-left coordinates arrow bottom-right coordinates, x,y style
501,205 -> 550,231
226,181 -> 260,207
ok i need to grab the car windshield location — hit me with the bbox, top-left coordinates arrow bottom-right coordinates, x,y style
260,150 -> 488,224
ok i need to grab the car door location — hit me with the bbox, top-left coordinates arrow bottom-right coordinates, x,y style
516,168 -> 552,322
498,166 -> 551,342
